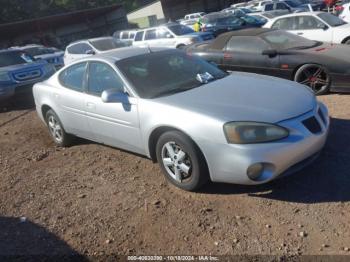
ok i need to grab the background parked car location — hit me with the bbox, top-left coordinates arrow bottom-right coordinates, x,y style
133,23 -> 214,49
186,28 -> 350,95
0,49 -> 55,100
64,37 -> 129,65
262,0 -> 310,13
264,11 -> 350,44
14,44 -> 64,70
201,13 -> 264,37
113,30 -> 137,45
184,12 -> 206,20
339,3 -> 350,22
250,10 -> 292,24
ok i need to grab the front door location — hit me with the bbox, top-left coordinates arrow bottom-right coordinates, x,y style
84,61 -> 143,154
221,36 -> 280,77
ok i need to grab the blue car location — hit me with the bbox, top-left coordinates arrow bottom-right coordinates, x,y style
0,49 -> 56,100
15,44 -> 65,70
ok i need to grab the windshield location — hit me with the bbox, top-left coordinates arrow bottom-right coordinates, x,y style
0,51 -> 35,67
23,47 -> 54,56
261,30 -> 320,49
167,24 -> 195,35
318,13 -> 347,26
116,50 -> 227,99
90,38 -> 129,51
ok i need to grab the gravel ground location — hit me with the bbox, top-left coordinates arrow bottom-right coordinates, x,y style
0,93 -> 350,259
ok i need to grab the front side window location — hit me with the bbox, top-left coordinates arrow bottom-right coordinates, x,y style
167,24 -> 194,36
226,36 -> 269,52
265,3 -> 274,11
87,62 -> 124,96
59,62 -> 87,91
295,16 -> 325,30
116,50 -> 227,99
145,29 -> 157,40
276,3 -> 289,9
157,28 -> 171,39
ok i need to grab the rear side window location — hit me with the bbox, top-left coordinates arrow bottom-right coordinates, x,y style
272,17 -> 295,30
226,36 -> 269,52
59,62 -> 87,91
67,43 -> 92,54
134,31 -> 144,41
145,29 -> 157,40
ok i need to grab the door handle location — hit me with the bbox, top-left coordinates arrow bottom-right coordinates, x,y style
297,32 -> 304,35
86,102 -> 96,109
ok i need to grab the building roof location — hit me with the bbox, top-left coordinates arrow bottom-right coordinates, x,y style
210,28 -> 276,50
0,4 -> 123,40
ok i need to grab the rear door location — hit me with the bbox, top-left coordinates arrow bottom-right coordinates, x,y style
221,36 -> 280,76
55,62 -> 93,139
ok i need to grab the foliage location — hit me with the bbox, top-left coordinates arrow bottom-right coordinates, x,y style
0,0 -> 142,24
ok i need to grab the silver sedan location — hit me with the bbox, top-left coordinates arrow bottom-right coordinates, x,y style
33,47 -> 330,191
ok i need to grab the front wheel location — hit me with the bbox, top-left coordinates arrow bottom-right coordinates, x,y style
156,131 -> 209,191
294,64 -> 331,95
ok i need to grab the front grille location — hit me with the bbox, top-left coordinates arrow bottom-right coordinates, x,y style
13,69 -> 42,82
318,108 -> 326,125
302,116 -> 322,134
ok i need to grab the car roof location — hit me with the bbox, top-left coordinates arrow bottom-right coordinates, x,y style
93,46 -> 171,61
270,11 -> 321,19
210,28 -> 276,50
68,36 -> 114,46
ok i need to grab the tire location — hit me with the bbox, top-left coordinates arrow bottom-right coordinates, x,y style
176,44 -> 186,49
294,64 -> 331,95
45,109 -> 73,147
156,131 -> 209,191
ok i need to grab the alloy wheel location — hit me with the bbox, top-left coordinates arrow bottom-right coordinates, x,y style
48,115 -> 63,143
161,141 -> 192,183
295,65 -> 330,94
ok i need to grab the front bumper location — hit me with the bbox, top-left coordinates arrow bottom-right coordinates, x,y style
199,103 -> 330,185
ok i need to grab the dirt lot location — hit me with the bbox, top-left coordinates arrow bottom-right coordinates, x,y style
1,93 -> 350,259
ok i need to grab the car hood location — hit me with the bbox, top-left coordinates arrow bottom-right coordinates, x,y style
0,60 -> 47,72
333,22 -> 350,32
154,72 -> 316,123
182,32 -> 213,38
301,43 -> 350,63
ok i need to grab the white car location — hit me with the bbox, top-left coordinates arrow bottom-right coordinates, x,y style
132,23 -> 214,49
251,0 -> 274,11
64,37 -> 129,65
184,12 -> 206,20
264,12 -> 350,44
339,3 -> 350,23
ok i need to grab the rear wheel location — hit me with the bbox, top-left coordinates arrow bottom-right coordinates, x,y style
45,109 -> 73,147
156,131 -> 209,191
294,64 -> 330,95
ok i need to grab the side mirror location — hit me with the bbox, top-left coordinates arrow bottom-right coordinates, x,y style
262,49 -> 278,57
85,49 -> 95,55
101,89 -> 129,103
322,25 -> 329,31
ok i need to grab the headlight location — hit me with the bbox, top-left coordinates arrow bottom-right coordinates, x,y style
0,71 -> 11,81
223,122 -> 289,144
43,63 -> 56,74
